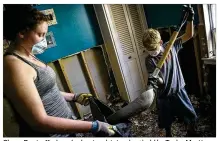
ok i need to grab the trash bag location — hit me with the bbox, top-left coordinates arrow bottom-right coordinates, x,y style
89,97 -> 132,137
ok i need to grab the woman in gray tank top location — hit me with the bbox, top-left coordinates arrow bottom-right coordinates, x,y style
3,4 -> 115,137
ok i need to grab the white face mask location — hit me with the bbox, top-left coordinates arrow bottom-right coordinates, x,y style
32,38 -> 48,54
147,47 -> 161,57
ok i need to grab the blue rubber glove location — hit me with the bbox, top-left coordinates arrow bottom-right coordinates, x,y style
91,120 -> 116,137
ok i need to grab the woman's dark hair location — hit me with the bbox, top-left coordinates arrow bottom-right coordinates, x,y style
3,4 -> 49,41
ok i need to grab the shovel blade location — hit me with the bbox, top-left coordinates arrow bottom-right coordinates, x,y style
107,88 -> 155,124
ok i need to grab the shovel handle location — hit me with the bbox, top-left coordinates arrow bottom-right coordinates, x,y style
151,5 -> 190,78
156,4 -> 191,69
157,31 -> 179,69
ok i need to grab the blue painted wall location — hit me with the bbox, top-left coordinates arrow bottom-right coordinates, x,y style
35,4 -> 103,63
143,4 -> 199,28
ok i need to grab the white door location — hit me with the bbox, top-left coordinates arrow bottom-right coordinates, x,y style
126,4 -> 149,85
94,4 -> 149,102
107,4 -> 146,101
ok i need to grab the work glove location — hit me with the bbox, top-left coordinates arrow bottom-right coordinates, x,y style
184,5 -> 195,21
91,120 -> 116,137
147,74 -> 164,91
72,93 -> 92,106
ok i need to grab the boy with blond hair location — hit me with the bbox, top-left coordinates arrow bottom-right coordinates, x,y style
143,6 -> 198,137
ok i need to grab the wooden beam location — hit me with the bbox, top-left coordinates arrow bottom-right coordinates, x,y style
193,31 -> 204,96
197,4 -> 204,25
78,51 -> 99,99
55,59 -> 82,118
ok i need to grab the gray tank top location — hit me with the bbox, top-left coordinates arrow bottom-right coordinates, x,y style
4,52 -> 74,137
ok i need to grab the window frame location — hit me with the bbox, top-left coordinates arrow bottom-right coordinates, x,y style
202,4 -> 216,58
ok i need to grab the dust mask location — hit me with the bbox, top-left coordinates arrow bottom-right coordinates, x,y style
147,47 -> 161,57
32,38 -> 48,54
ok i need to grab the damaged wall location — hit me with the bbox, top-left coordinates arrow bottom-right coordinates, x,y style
47,46 -> 111,118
